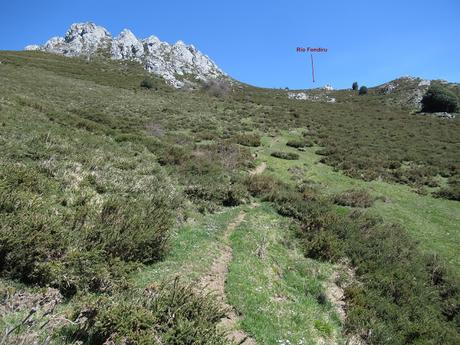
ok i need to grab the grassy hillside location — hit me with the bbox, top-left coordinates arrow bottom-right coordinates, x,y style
0,51 -> 459,344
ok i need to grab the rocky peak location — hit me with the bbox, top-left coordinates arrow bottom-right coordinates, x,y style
25,22 -> 226,88
111,29 -> 144,61
377,76 -> 432,109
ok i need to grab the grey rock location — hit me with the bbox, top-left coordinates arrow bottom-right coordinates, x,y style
377,76 -> 431,109
25,22 -> 226,88
111,29 -> 144,61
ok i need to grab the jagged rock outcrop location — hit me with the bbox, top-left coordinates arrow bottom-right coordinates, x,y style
25,22 -> 226,88
377,76 -> 431,109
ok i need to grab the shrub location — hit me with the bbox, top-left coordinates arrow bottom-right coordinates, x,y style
435,176 -> 460,201
352,82 -> 359,91
222,182 -> 248,206
62,279 -> 228,344
333,189 -> 375,208
0,161 -> 177,295
235,132 -> 261,147
202,79 -> 231,98
286,138 -> 313,148
271,151 -> 299,160
158,145 -> 189,165
85,193 -> 175,263
358,86 -> 368,95
421,85 -> 459,113
140,78 -> 155,89
245,174 -> 282,197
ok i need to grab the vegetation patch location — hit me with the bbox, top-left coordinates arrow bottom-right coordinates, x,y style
332,189 -> 375,208
234,132 -> 261,147
286,138 -> 314,148
257,175 -> 460,345
59,279 -> 227,344
271,151 -> 299,160
422,85 -> 459,113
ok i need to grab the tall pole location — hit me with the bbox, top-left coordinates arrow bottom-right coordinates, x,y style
310,53 -> 315,83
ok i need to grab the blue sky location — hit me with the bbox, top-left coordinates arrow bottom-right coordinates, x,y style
1,0 -> 459,89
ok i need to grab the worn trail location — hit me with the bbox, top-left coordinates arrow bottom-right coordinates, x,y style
199,211 -> 256,344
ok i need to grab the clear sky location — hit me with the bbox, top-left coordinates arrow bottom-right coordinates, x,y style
1,0 -> 459,89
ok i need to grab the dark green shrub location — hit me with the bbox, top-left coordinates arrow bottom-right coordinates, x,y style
435,176 -> 460,201
42,250 -> 132,297
245,174 -> 282,197
235,132 -> 261,147
421,85 -> 459,113
86,194 -> 174,263
158,145 -> 189,165
286,138 -> 313,148
333,189 -> 375,208
271,151 -> 299,160
352,82 -> 359,91
358,86 -> 368,95
0,160 -> 177,294
63,279 -> 227,344
315,147 -> 337,156
140,78 -> 155,89
222,182 -> 248,206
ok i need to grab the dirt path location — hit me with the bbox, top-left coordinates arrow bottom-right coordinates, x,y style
250,162 -> 266,176
199,211 -> 256,345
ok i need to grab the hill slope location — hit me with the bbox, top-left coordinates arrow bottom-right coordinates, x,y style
0,51 -> 459,345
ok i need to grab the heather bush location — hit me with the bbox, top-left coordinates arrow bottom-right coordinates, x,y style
61,279 -> 228,344
0,159 -> 177,295
271,151 -> 299,160
235,132 -> 261,147
333,189 -> 375,208
286,138 -> 314,148
140,78 -> 155,89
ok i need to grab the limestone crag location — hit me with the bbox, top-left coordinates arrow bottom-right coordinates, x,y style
26,22 -> 226,88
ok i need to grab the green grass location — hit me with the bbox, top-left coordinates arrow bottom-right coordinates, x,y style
133,207 -> 241,286
226,204 -> 345,345
254,132 -> 460,274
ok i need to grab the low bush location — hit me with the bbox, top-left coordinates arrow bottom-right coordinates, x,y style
85,194 -> 175,263
271,151 -> 299,160
286,138 -> 314,148
333,189 -> 375,208
245,174 -> 283,197
140,78 -> 155,89
421,85 -> 459,113
235,132 -> 261,147
158,144 -> 190,166
61,279 -> 228,344
435,176 -> 460,201
358,86 -> 368,95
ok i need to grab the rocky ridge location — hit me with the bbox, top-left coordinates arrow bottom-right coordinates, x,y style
376,76 -> 431,109
25,22 -> 226,88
